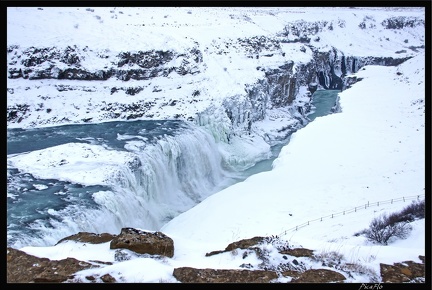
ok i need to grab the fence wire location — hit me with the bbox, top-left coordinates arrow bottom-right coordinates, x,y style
278,194 -> 425,237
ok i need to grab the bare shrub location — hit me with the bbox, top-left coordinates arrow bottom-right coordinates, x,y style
358,199 -> 423,245
363,213 -> 412,245
399,199 -> 425,220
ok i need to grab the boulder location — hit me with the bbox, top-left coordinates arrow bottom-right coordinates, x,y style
110,227 -> 174,257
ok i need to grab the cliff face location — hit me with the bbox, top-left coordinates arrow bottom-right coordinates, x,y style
7,9 -> 424,144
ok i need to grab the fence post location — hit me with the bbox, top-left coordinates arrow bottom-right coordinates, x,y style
391,199 -> 393,204
403,197 -> 405,202
377,202 -> 379,206
343,211 -> 345,215
296,226 -> 298,231
368,201 -> 369,207
332,214 -> 334,218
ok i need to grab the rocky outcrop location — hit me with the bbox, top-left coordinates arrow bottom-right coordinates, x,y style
7,46 -> 202,81
380,256 -> 425,283
6,230 -> 426,283
342,75 -> 364,91
7,247 -> 97,283
109,227 -> 174,257
381,16 -> 424,30
56,232 -> 116,245
310,47 -> 412,90
280,248 -> 315,258
172,267 -> 278,283
274,15 -> 420,91
291,269 -> 346,283
179,234 -> 346,283
206,236 -> 266,256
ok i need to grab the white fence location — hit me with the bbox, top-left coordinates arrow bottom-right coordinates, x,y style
278,194 -> 425,236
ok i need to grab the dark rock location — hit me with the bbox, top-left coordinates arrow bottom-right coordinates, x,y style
225,236 -> 265,251
342,75 -> 363,91
381,16 -> 424,29
380,259 -> 425,283
312,47 -> 411,90
291,268 -> 346,283
173,267 -> 278,283
117,50 -> 174,68
56,232 -> 116,245
205,249 -> 226,257
110,227 -> 174,257
100,273 -> 117,283
206,236 -> 265,256
308,82 -> 318,94
85,275 -> 96,281
125,87 -> 144,95
7,247 -> 97,283
281,270 -> 302,279
418,255 -> 425,263
7,104 -> 30,122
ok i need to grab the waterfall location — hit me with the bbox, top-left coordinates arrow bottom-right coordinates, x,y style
7,121 -> 237,248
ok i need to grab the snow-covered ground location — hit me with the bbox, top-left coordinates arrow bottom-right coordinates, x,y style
18,48 -> 426,284
7,6 -> 426,283
7,6 -> 424,55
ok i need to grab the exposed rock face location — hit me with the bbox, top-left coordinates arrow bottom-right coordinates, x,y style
109,227 -> 174,257
225,236 -> 266,251
381,16 -> 424,29
342,75 -> 363,91
280,248 -> 315,258
291,269 -> 346,283
56,232 -> 116,245
6,230 -> 426,283
310,47 -> 412,90
174,234 -> 346,283
7,46 -> 201,81
172,267 -> 278,283
7,247 -> 97,283
206,236 -> 265,256
380,256 -> 425,283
